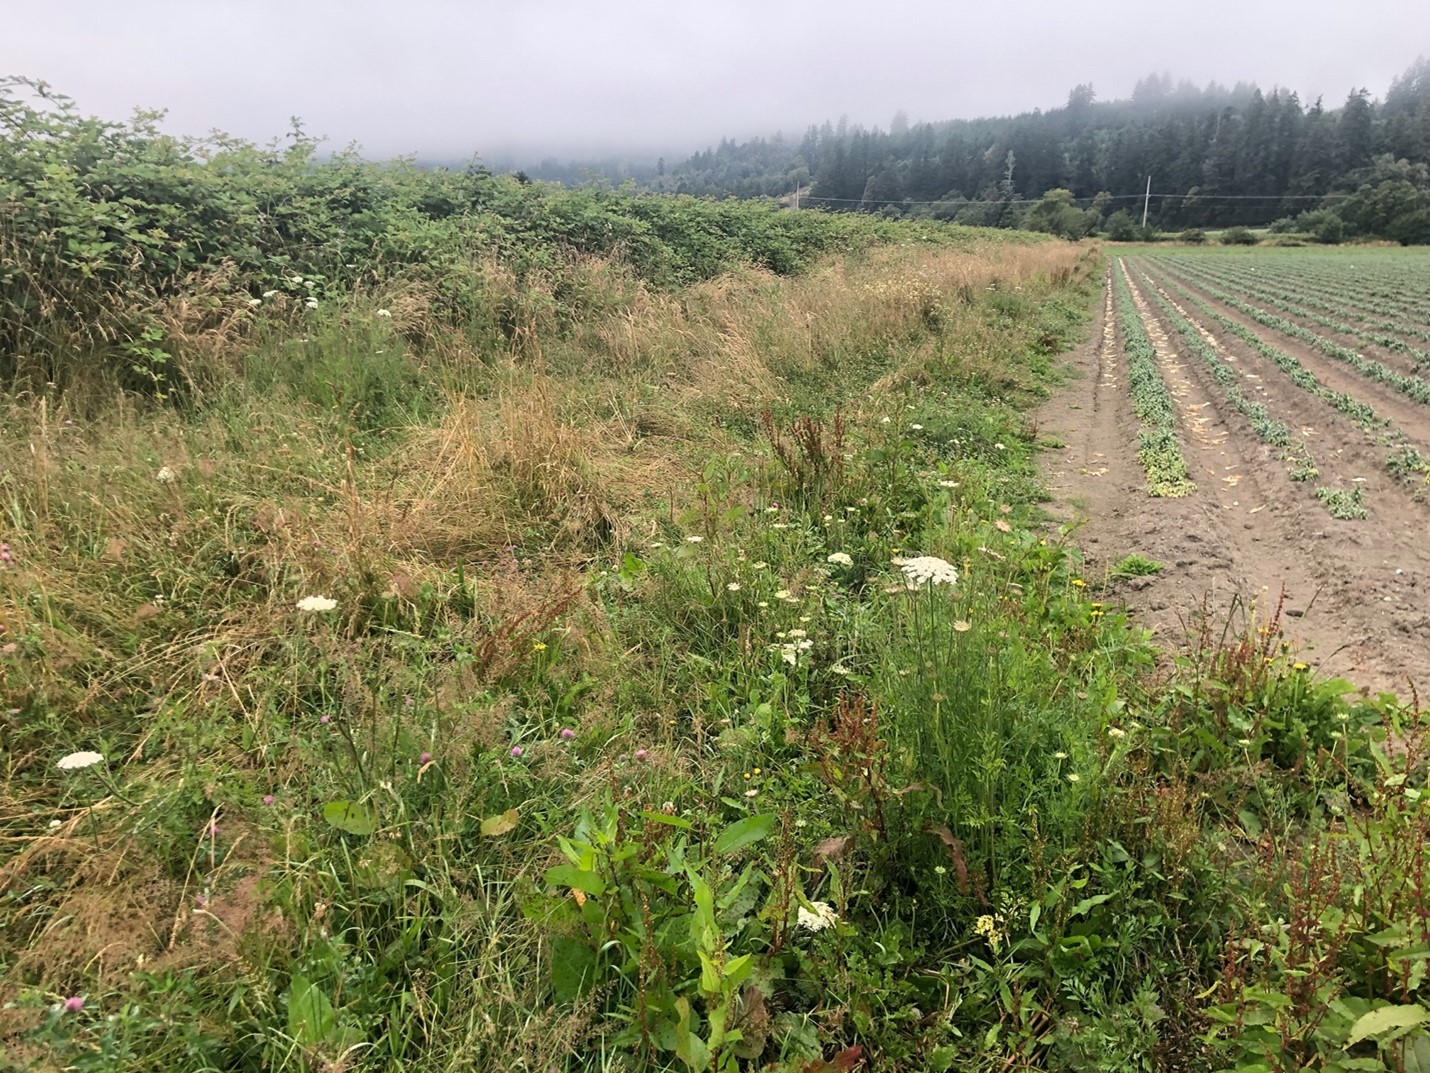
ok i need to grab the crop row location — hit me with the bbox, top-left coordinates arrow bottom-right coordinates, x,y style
1157,258 -> 1430,359
1140,264 -> 1430,488
1126,264 -> 1323,492
1163,257 -> 1430,351
1161,254 -> 1430,322
1111,262 -> 1196,497
1259,272 -> 1430,329
1151,260 -> 1430,407
1212,263 -> 1430,325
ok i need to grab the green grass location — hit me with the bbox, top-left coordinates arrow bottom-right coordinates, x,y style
3,127 -> 1429,1071
1111,553 -> 1164,578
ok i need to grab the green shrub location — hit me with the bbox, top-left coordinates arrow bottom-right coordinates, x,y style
1219,226 -> 1259,245
1103,209 -> 1138,241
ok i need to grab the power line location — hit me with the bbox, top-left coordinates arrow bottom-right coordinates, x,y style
797,191 -> 1352,206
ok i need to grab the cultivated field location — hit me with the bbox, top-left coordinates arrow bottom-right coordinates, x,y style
1041,247 -> 1430,693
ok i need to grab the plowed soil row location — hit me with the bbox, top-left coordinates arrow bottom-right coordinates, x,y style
1037,261 -> 1430,696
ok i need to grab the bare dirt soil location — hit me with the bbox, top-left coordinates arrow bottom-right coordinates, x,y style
1037,262 -> 1430,698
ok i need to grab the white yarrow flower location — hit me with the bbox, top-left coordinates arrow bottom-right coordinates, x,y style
304,297 -> 319,310
296,595 -> 337,612
726,582 -> 741,591
156,465 -> 177,483
685,535 -> 704,543
778,639 -> 814,666
797,901 -> 839,932
375,309 -> 392,317
894,555 -> 959,589
57,751 -> 105,771
262,289 -> 279,298
247,298 -> 262,307
826,552 -> 853,567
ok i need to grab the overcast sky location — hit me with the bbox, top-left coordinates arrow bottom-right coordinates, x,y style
4,1 -> 1424,162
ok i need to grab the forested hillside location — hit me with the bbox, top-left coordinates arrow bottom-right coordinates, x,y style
540,60 -> 1430,240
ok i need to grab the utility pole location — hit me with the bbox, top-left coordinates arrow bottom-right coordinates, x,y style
1142,175 -> 1152,229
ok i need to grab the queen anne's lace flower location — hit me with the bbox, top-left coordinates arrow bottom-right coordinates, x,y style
57,751 -> 104,771
797,901 -> 839,932
826,552 -> 853,567
893,555 -> 959,589
296,595 -> 337,612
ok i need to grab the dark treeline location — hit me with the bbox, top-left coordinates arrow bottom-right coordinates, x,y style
525,61 -> 1430,241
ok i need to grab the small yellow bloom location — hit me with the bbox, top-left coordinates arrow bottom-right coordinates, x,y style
1293,662 -> 1309,672
1072,578 -> 1086,589
533,642 -> 547,652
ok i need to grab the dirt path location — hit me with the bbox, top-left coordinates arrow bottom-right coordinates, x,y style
1037,263 -> 1430,697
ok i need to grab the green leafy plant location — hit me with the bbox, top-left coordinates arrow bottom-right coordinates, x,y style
1112,553 -> 1164,578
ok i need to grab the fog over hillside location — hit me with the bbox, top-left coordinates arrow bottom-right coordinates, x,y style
3,0 -> 1424,160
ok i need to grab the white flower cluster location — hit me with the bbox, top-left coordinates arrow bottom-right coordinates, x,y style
57,751 -> 104,771
893,555 -> 959,589
797,900 -> 839,932
826,552 -> 853,567
778,638 -> 813,666
296,595 -> 337,612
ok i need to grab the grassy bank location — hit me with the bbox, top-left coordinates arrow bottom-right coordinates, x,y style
4,91 -> 1430,1073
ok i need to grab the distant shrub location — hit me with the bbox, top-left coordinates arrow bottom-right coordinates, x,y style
1292,209 -> 1344,245
1103,208 -> 1138,242
1219,226 -> 1259,245
1179,228 -> 1208,244
1389,208 -> 1430,246
1267,216 -> 1299,234
1313,215 -> 1345,244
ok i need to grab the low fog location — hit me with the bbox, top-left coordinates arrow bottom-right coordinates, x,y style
4,0 -> 1425,161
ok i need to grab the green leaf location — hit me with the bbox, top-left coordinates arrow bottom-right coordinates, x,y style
287,974 -> 335,1049
1348,1004 -> 1430,1046
713,813 -> 777,855
641,810 -> 694,829
480,808 -> 519,837
545,864 -> 606,896
550,935 -> 599,1004
674,997 -> 710,1071
322,799 -> 376,836
1069,892 -> 1114,918
1403,1033 -> 1430,1073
